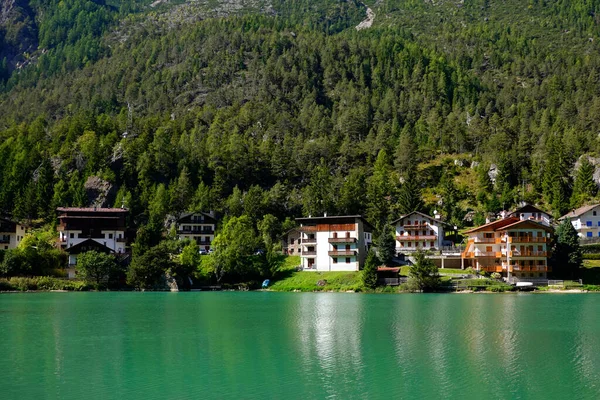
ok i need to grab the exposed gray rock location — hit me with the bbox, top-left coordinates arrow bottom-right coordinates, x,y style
488,163 -> 498,184
84,176 -> 114,207
471,161 -> 480,169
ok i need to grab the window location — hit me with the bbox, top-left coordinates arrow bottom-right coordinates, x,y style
332,245 -> 337,250
345,258 -> 351,263
290,238 -> 295,245
346,232 -> 350,238
333,258 -> 337,264
587,232 -> 593,237
109,233 -> 113,239
400,242 -> 404,247
431,242 -> 435,247
345,244 -> 350,251
594,211 -> 597,216
70,233 -> 74,239
587,221 -> 593,227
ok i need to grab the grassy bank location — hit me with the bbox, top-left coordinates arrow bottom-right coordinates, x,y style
269,270 -> 362,292
0,277 -> 93,292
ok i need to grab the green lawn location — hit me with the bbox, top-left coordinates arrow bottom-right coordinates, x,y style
269,271 -> 362,292
399,266 -> 467,276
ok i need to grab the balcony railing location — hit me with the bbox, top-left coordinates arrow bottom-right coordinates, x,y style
396,235 -> 437,241
510,251 -> 547,257
116,237 -> 127,243
302,251 -> 317,256
506,237 -> 547,243
509,265 -> 548,272
474,237 -> 499,244
0,238 -> 10,244
480,266 -> 503,272
195,240 -> 212,246
328,250 -> 357,257
474,251 -> 502,258
403,224 -> 428,230
177,229 -> 214,235
328,237 -> 357,244
301,238 -> 317,244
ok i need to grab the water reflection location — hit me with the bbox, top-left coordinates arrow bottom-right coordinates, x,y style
296,294 -> 365,398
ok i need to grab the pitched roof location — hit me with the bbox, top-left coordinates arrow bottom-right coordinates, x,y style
463,217 -> 520,233
509,204 -> 549,217
64,238 -> 114,254
390,211 -> 452,227
559,204 -> 600,220
496,219 -> 554,233
176,211 -> 217,223
295,215 -> 374,231
57,207 -> 128,213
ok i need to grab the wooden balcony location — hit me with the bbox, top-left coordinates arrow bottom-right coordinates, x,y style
116,237 -> 127,243
328,250 -> 357,257
302,238 -> 317,244
480,266 -> 504,272
403,224 -> 428,230
396,235 -> 436,241
328,237 -> 357,244
474,251 -> 502,258
509,265 -> 548,272
474,237 -> 497,244
510,251 -> 547,257
302,251 -> 317,256
177,229 -> 215,235
506,237 -> 547,243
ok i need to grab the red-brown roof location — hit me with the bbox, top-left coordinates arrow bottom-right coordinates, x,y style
57,207 -> 128,213
463,217 -> 520,233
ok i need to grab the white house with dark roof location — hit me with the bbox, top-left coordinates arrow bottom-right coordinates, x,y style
0,216 -> 27,251
559,204 -> 600,239
175,211 -> 217,250
508,204 -> 552,227
392,211 -> 451,253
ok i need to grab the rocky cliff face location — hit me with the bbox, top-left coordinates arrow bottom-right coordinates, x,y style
0,0 -> 38,73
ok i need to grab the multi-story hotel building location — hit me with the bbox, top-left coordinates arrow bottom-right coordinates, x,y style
393,211 -> 451,253
57,207 -> 128,278
175,212 -> 217,251
461,216 -> 553,279
0,216 -> 27,250
296,215 -> 373,272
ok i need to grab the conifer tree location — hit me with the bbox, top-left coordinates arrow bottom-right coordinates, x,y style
397,168 -> 423,215
551,219 -> 582,279
571,157 -> 597,207
362,249 -> 379,289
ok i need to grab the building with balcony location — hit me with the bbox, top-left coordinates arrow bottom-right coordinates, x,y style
393,211 -> 452,253
57,207 -> 129,278
281,227 -> 302,255
295,215 -> 373,272
558,204 -> 600,239
461,216 -> 553,279
175,212 -> 217,250
0,216 -> 28,250
507,204 -> 552,227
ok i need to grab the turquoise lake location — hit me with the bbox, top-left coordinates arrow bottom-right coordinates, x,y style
1,292 -> 600,399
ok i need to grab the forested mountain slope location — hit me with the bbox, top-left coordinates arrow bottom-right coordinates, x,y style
1,0 -> 600,242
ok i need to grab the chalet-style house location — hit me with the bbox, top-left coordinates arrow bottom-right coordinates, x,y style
281,227 -> 302,255
0,216 -> 27,250
296,215 -> 373,272
57,207 -> 128,278
461,207 -> 553,279
507,204 -> 552,227
559,204 -> 600,239
175,212 -> 217,250
393,211 -> 452,253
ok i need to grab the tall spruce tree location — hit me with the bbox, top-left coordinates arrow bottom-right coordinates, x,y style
362,249 -> 379,289
397,168 -> 423,215
551,219 -> 582,280
571,157 -> 597,207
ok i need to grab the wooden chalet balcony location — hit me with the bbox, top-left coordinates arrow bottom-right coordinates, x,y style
396,235 -> 436,241
116,237 -> 127,243
195,240 -> 212,246
302,251 -> 317,256
480,266 -> 504,273
0,238 -> 10,244
474,251 -> 502,258
328,250 -> 357,257
474,237 -> 500,244
509,265 -> 548,272
302,238 -> 317,244
328,237 -> 357,244
506,237 -> 547,243
510,251 -> 547,257
403,223 -> 428,230
177,228 -> 214,235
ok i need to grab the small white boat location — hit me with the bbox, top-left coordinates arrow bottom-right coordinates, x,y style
515,282 -> 533,288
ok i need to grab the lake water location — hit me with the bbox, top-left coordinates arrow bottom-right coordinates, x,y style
1,292 -> 600,399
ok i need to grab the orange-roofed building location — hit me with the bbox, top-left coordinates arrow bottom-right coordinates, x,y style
461,215 -> 553,280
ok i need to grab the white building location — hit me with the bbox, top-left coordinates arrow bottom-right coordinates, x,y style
392,211 -> 451,253
0,217 -> 27,250
508,204 -> 552,227
57,207 -> 128,278
296,215 -> 373,272
559,204 -> 600,239
175,212 -> 217,250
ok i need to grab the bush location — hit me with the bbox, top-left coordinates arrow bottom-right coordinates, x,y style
0,277 -> 92,291
582,253 -> 600,260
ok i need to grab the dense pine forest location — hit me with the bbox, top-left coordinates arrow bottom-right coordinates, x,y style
2,0 -> 600,248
